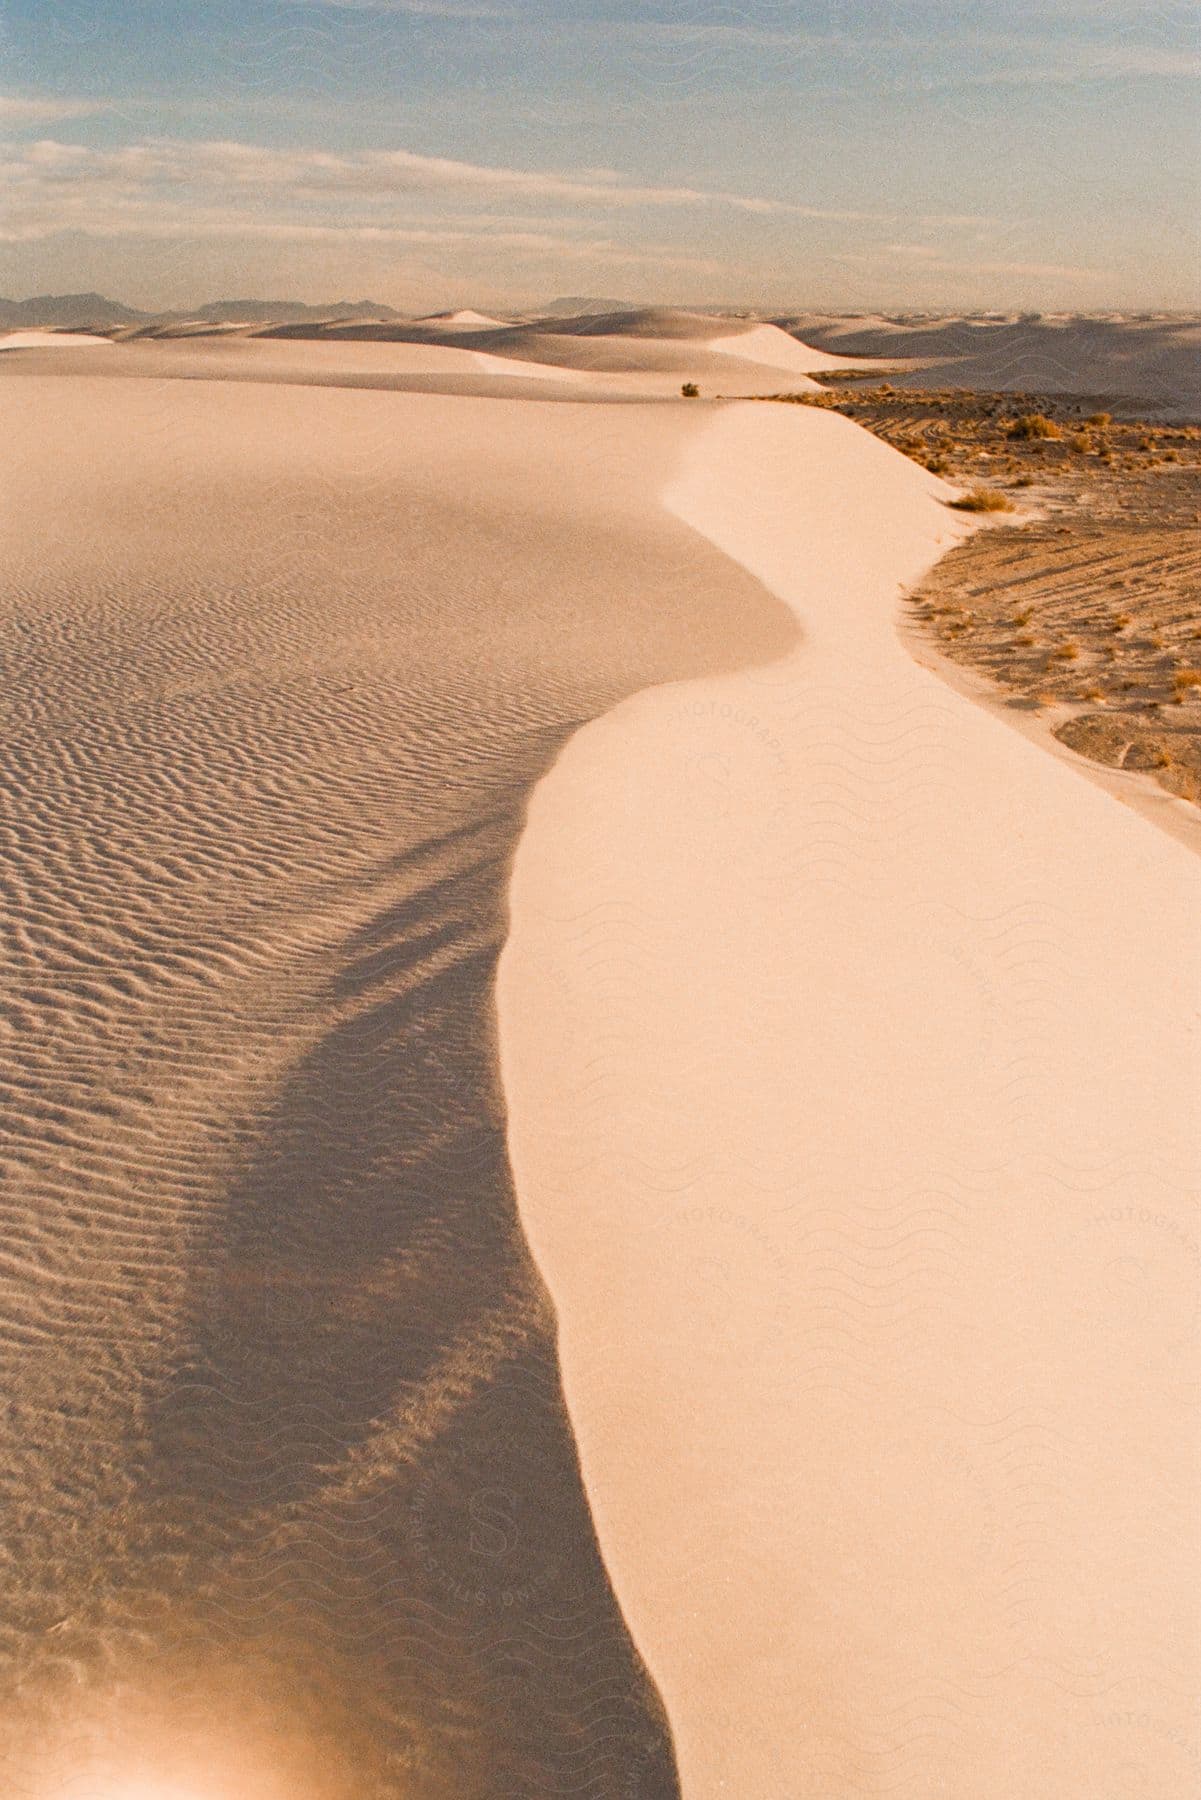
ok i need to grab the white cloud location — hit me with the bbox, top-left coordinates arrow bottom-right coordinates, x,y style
0,94 -> 109,124
0,133 -> 890,225
878,244 -> 1108,281
915,44 -> 1201,89
315,0 -> 510,14
0,140 -> 725,270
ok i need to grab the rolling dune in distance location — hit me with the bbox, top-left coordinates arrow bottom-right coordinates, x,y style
0,359 -> 794,1799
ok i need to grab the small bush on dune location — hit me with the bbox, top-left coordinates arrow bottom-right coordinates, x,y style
950,486 -> 1015,513
681,382 -> 700,398
1173,668 -> 1201,699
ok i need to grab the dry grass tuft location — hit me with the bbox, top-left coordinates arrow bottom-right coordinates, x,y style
951,486 -> 1015,513
1007,413 -> 1062,441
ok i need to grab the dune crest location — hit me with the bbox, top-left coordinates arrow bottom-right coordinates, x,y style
499,399 -> 1201,1798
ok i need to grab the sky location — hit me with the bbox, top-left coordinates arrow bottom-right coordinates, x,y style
1,0 -> 1198,312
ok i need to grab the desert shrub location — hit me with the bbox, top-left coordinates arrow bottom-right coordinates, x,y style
1172,668 -> 1201,697
1006,413 -> 1062,441
1086,412 -> 1112,428
681,382 -> 700,398
950,486 -> 1015,513
1052,640 -> 1081,660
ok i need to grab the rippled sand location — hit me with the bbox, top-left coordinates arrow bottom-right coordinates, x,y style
0,363 -> 791,1798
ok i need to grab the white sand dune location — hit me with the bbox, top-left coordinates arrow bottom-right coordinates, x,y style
4,334 -> 1197,1798
0,327 -> 826,402
0,329 -> 112,350
470,348 -> 585,381
0,362 -> 794,1798
418,309 -> 508,329
706,321 -> 878,375
86,304 -> 876,393
499,401 -> 1201,1797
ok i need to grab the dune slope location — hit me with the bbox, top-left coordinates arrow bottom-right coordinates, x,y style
0,370 -> 794,1799
499,401 -> 1201,1797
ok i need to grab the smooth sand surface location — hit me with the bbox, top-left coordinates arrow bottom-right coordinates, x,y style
0,330 -> 113,350
706,321 -> 879,375
0,329 -> 825,402
0,362 -> 794,1798
499,401 -> 1201,1796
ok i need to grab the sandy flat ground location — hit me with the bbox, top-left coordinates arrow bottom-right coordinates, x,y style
500,402 -> 1201,1797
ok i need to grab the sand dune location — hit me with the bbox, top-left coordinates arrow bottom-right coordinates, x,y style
65,306 -> 874,394
500,400 -> 1201,1797
0,364 -> 793,1798
0,330 -> 112,350
705,321 -> 866,374
417,309 -> 508,330
783,313 -> 1201,417
530,307 -> 743,340
5,330 -> 1197,1800
0,328 -> 828,403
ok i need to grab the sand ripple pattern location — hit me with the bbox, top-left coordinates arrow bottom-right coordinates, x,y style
0,372 -> 791,1798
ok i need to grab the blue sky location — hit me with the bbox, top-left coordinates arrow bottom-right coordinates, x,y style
1,0 -> 1197,310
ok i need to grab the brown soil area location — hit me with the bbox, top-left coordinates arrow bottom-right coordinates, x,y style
766,384 -> 1201,806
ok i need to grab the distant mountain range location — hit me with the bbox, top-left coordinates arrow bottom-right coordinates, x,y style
0,292 -> 149,327
0,291 -> 650,331
0,293 -> 407,327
